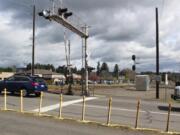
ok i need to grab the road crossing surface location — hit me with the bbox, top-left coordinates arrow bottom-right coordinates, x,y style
0,92 -> 179,132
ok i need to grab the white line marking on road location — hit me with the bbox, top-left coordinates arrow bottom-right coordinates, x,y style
32,97 -> 98,113
72,104 -> 180,117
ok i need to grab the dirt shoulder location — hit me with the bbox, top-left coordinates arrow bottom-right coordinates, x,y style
0,111 -> 176,135
48,84 -> 177,102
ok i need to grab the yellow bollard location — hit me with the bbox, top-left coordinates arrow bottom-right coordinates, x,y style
60,85 -> 63,94
93,87 -> 95,97
4,88 -> 7,110
107,97 -> 112,126
135,100 -> 140,128
20,90 -> 23,113
58,94 -> 63,119
166,103 -> 172,132
82,96 -> 86,121
38,92 -> 43,115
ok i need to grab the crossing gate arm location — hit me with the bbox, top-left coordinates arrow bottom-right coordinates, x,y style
50,15 -> 89,38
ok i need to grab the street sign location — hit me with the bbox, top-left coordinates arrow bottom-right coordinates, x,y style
155,75 -> 161,82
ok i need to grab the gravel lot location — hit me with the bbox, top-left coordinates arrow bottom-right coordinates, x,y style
48,84 -> 177,103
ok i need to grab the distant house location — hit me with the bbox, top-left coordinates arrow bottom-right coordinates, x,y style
26,69 -> 65,80
120,68 -> 135,82
89,72 -> 100,82
66,73 -> 81,84
72,73 -> 81,80
16,68 -> 27,73
0,72 -> 14,80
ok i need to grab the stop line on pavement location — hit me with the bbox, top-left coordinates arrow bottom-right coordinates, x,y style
32,97 -> 98,113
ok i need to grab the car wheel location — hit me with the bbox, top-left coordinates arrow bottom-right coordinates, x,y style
35,92 -> 41,97
22,89 -> 29,97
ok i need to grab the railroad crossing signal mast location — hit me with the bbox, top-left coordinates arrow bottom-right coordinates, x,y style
132,55 -> 136,71
39,3 -> 89,96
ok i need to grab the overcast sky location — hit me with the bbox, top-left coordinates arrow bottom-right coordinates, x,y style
0,0 -> 180,72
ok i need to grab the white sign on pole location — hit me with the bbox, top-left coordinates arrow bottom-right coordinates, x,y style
165,74 -> 168,85
155,75 -> 161,82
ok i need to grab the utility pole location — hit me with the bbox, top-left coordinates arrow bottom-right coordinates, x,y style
68,40 -> 71,67
51,0 -> 55,14
84,26 -> 89,96
66,40 -> 74,95
64,30 -> 68,68
32,2 -> 36,75
68,40 -> 72,79
81,38 -> 84,95
156,7 -> 160,99
63,30 -> 73,95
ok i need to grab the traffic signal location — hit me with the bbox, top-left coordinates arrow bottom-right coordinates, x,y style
58,8 -> 73,19
132,65 -> 136,71
132,55 -> 136,61
38,10 -> 50,19
58,8 -> 68,15
64,12 -> 73,19
38,12 -> 43,16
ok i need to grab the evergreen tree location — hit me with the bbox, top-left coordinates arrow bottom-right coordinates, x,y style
100,62 -> 109,72
56,66 -> 65,74
113,64 -> 119,79
26,63 -> 55,71
97,62 -> 101,76
0,67 -> 13,72
26,63 -> 31,70
72,67 -> 77,73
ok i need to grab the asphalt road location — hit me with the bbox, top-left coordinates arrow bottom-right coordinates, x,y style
0,111 -> 166,135
0,92 -> 180,133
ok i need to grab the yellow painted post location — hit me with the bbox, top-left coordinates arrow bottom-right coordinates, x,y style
135,100 -> 140,128
58,94 -> 63,119
82,96 -> 86,121
61,85 -> 63,94
166,103 -> 172,132
4,88 -> 7,110
38,92 -> 43,115
20,90 -> 23,112
107,97 -> 112,126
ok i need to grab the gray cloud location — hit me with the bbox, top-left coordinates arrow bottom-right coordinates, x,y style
0,34 -> 27,68
36,23 -> 65,44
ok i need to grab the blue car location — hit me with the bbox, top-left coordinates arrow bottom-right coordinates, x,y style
0,75 -> 48,97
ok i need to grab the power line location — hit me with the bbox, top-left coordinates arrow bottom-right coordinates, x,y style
160,0 -> 166,18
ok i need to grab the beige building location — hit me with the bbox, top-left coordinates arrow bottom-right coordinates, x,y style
0,72 -> 14,80
72,73 -> 81,80
26,69 -> 65,79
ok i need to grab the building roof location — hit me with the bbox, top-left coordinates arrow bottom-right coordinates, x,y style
26,69 -> 61,75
